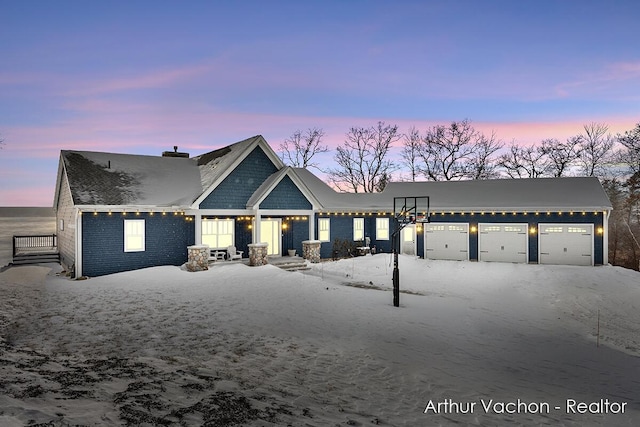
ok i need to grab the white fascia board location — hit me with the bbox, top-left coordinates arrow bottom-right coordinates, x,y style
192,136 -> 283,209
197,209 -> 254,217
248,168 -> 322,211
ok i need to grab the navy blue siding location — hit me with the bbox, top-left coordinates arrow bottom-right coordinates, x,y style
82,213 -> 194,277
282,218 -> 310,256
233,218 -> 253,258
200,147 -> 278,209
427,211 -> 604,264
316,215 -> 393,258
315,211 -> 605,264
261,175 -> 312,210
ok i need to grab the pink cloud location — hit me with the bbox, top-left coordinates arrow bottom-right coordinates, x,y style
0,186 -> 54,207
554,60 -> 640,99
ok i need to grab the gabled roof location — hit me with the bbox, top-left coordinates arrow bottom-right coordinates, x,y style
292,173 -> 613,212
60,150 -> 203,207
246,167 -> 320,209
381,177 -> 612,212
58,135 -> 282,208
192,135 -> 284,208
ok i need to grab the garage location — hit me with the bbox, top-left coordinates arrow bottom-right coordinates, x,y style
539,224 -> 593,266
424,223 -> 469,261
478,223 -> 528,263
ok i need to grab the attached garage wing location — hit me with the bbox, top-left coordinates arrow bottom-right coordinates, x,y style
479,223 -> 528,263
539,224 -> 593,266
424,223 -> 469,261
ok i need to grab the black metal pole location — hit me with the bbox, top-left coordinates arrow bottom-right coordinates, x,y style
392,223 -> 400,307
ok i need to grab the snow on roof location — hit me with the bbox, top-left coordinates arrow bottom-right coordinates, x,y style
292,173 -> 612,212
61,136 -> 265,207
62,150 -> 203,207
194,135 -> 263,191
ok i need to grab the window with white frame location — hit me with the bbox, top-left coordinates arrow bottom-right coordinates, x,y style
353,217 -> 364,241
124,219 -> 145,252
202,219 -> 235,248
376,218 -> 389,240
318,218 -> 330,242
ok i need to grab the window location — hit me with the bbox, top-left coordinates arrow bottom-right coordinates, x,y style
202,219 -> 234,248
318,218 -> 330,241
448,225 -> 466,232
59,219 -> 64,231
568,227 -> 588,233
376,218 -> 389,240
544,227 -> 563,233
124,219 -> 145,252
353,217 -> 364,241
505,226 -> 524,232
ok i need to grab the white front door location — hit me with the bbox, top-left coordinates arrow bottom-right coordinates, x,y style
401,224 -> 416,255
260,219 -> 281,256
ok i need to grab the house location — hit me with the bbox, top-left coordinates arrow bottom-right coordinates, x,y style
53,135 -> 612,277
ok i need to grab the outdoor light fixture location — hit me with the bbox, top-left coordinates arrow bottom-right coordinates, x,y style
470,225 -> 477,233
530,227 -> 537,234
597,227 -> 604,234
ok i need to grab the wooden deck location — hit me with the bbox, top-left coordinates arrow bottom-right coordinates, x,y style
12,234 -> 60,265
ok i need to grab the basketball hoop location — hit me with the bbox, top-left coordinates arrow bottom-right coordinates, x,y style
391,196 -> 430,307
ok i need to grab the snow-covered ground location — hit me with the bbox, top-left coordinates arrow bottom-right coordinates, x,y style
1,255 -> 639,426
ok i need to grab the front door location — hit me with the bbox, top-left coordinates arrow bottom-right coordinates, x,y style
260,219 -> 281,256
401,224 -> 416,255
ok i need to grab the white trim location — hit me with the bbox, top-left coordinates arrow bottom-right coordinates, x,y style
424,222 -> 470,261
478,222 -> 528,263
193,136 -> 283,208
75,208 -> 82,278
538,223 -> 594,266
124,219 -> 146,252
603,210 -> 609,265
318,217 -> 330,242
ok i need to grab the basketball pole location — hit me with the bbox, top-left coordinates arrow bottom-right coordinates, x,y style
392,227 -> 400,307
392,196 -> 429,308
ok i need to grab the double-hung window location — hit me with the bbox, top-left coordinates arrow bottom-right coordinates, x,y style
318,218 -> 330,242
376,218 -> 389,240
353,217 -> 364,241
124,219 -> 145,252
202,219 -> 235,248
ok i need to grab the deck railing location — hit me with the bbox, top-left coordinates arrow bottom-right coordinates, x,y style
13,234 -> 58,257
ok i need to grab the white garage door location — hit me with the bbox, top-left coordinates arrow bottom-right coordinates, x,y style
479,223 -> 528,263
539,224 -> 593,266
424,223 -> 468,261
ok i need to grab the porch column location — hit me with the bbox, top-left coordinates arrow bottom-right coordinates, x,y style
194,212 -> 202,245
253,209 -> 262,244
308,212 -> 315,240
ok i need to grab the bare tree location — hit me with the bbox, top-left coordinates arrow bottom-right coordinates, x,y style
328,121 -> 400,193
617,122 -> 640,174
400,126 -> 421,181
577,122 -> 615,177
467,130 -> 504,179
497,142 -> 550,178
418,119 -> 502,181
279,127 -> 328,170
540,137 -> 582,177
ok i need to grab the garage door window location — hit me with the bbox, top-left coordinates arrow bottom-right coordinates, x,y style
505,226 -> 524,232
568,227 -> 589,233
544,227 -> 563,233
449,225 -> 465,231
483,226 -> 501,232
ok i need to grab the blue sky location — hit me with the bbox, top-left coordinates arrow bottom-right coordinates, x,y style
1,0 -> 638,205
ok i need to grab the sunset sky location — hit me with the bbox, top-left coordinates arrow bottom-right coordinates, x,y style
1,1 -> 639,206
